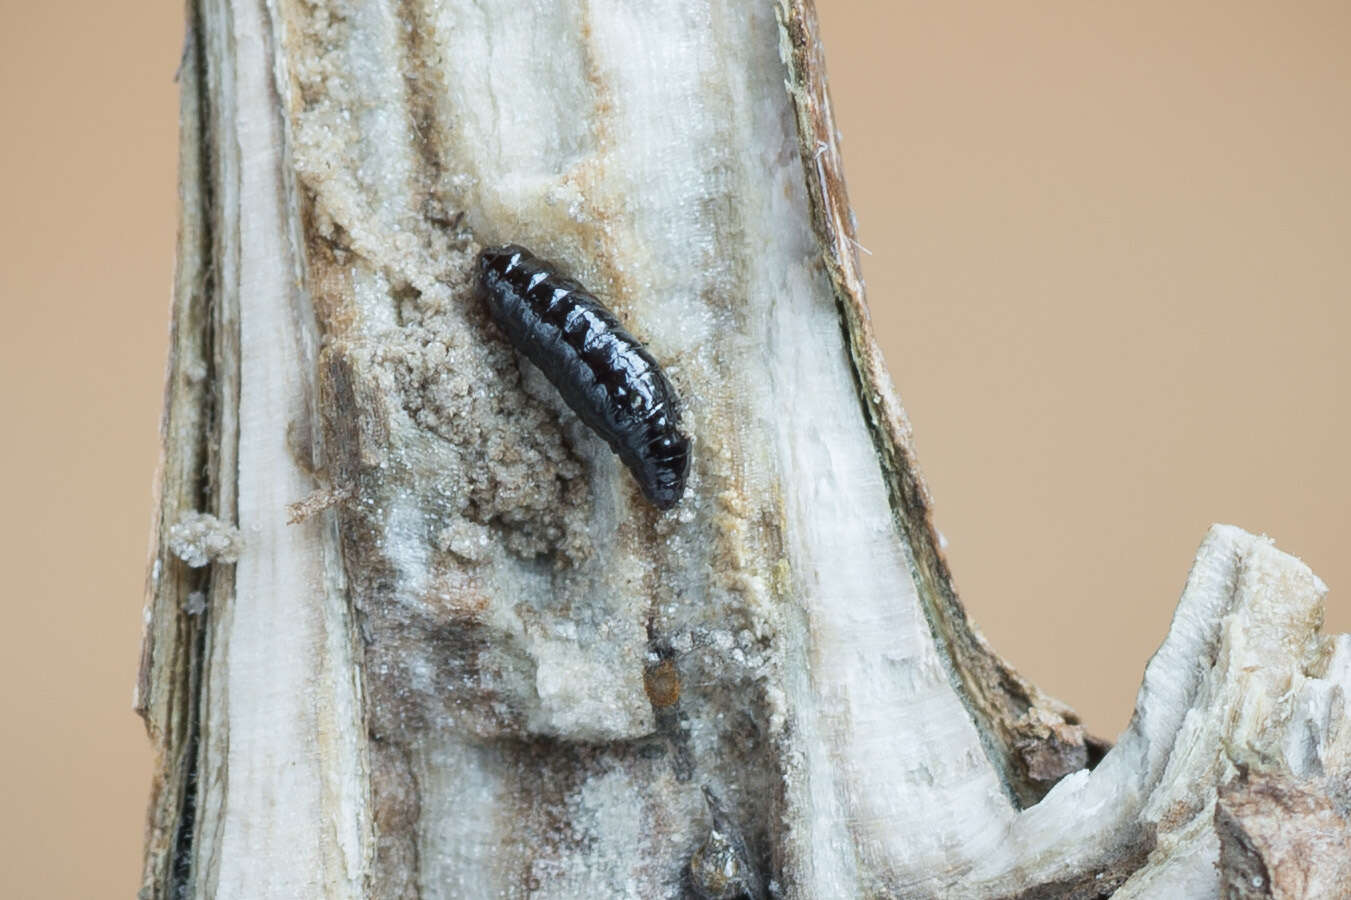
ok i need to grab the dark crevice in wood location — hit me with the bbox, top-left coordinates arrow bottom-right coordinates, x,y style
167,630 -> 203,900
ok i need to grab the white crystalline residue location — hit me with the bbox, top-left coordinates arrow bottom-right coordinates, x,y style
528,636 -> 653,741
167,512 -> 243,568
435,520 -> 492,564
553,769 -> 651,897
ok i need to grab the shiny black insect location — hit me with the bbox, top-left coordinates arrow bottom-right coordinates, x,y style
476,244 -> 691,509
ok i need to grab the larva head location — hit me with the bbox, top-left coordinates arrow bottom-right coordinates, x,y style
478,243 -> 526,269
638,428 -> 691,510
476,244 -> 530,294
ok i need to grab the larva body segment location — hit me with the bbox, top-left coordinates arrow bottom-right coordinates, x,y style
476,244 -> 691,510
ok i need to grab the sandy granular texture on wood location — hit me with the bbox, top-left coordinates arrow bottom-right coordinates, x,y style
373,280 -> 595,563
284,0 -> 597,567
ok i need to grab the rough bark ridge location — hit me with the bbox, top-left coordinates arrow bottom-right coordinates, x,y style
138,1 -> 1351,897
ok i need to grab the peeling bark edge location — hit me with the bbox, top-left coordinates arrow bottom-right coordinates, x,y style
136,3 -> 222,896
775,0 -> 1097,807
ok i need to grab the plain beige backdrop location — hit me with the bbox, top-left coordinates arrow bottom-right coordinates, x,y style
2,2 -> 1346,896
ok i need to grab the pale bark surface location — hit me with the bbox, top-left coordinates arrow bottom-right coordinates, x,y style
138,1 -> 1351,897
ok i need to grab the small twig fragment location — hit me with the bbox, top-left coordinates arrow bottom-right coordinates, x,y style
286,483 -> 354,524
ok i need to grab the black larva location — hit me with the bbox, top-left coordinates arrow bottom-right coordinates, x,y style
476,244 -> 691,510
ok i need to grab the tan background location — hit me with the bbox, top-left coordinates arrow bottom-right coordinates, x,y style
2,1 -> 1346,896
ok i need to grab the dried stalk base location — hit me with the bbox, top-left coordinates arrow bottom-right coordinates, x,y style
137,1 -> 1351,897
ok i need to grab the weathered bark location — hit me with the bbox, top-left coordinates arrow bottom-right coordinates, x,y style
137,1 -> 1351,897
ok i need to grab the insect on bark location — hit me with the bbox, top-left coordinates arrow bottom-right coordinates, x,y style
476,244 -> 691,510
